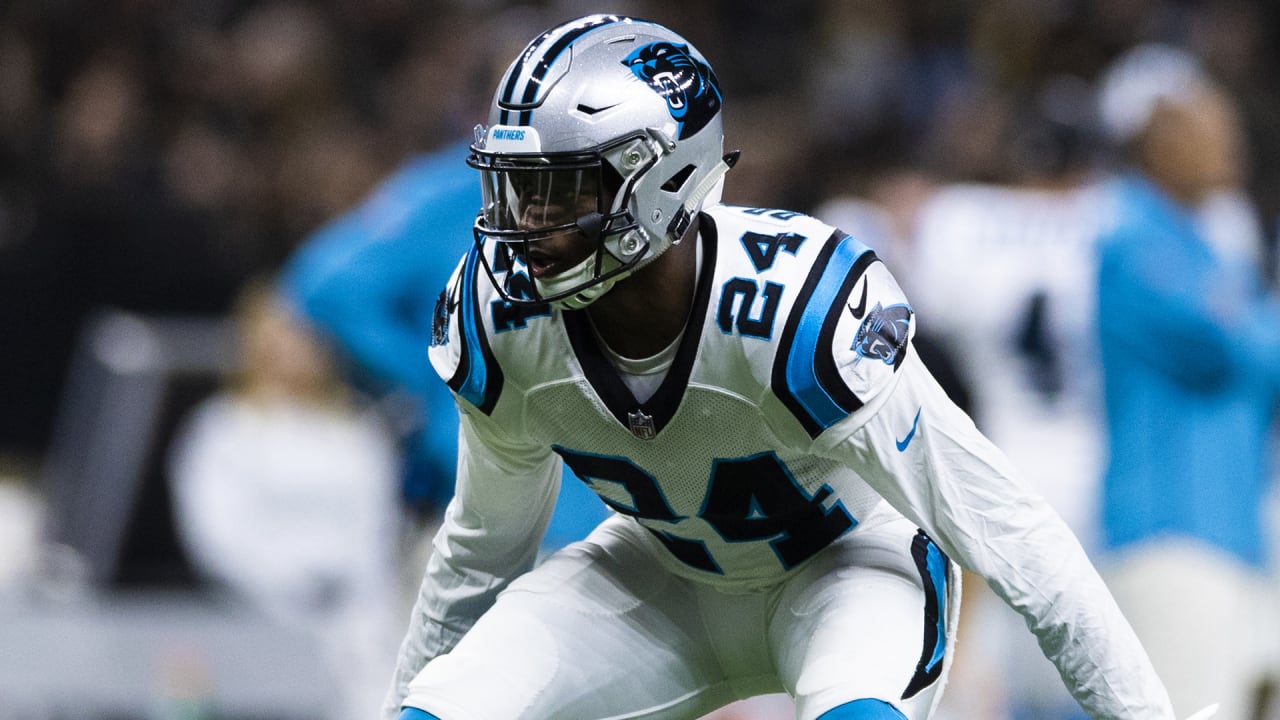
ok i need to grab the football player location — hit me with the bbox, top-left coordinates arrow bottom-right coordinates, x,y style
386,14 -> 1178,720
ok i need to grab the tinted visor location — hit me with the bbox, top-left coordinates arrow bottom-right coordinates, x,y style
479,165 -> 602,234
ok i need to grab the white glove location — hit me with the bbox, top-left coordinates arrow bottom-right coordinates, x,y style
1184,704 -> 1219,720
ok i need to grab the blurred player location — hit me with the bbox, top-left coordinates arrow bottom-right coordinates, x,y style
278,6 -> 610,564
387,15 -> 1180,720
906,77 -> 1109,720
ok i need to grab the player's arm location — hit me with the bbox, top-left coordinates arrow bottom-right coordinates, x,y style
383,405 -> 561,719
773,244 -> 1174,719
819,353 -> 1175,720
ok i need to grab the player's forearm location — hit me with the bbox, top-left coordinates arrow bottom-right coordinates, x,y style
383,493 -> 548,717
981,512 -> 1175,719
837,361 -> 1175,718
383,410 -> 561,712
383,567 -> 474,720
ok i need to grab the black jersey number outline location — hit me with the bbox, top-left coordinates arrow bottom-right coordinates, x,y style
553,446 -> 856,573
717,279 -> 783,339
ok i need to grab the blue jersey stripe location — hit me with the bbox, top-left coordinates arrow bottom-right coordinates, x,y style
923,539 -> 949,672
447,247 -> 503,414
903,530 -> 949,699
772,232 -> 874,437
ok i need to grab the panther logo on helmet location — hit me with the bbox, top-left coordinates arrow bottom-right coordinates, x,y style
622,41 -> 722,139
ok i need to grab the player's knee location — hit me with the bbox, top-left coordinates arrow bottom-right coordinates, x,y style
397,708 -> 442,720
816,698 -> 907,720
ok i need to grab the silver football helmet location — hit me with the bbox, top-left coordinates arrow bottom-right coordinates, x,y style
468,14 -> 734,309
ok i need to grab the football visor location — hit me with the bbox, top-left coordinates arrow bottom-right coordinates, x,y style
468,147 -> 648,308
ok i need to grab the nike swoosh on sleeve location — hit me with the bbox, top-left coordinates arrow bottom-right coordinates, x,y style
896,407 -> 922,452
847,280 -> 869,320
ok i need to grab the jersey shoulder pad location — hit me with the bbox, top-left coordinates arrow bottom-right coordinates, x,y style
767,229 -> 914,439
701,206 -> 912,437
430,246 -> 560,415
701,205 -> 843,379
706,205 -> 838,282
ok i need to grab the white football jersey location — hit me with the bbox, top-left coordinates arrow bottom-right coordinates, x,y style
433,205 -> 908,586
393,204 -> 1174,719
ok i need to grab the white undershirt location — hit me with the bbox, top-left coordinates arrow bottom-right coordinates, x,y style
594,240 -> 701,403
597,331 -> 679,403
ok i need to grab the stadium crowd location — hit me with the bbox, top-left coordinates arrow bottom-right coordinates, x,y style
2,0 -> 1278,471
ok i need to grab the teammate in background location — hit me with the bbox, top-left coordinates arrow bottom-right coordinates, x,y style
280,141 -> 476,518
277,7 -> 610,562
903,76 -> 1110,720
384,15 -> 1182,720
1092,44 -> 1280,720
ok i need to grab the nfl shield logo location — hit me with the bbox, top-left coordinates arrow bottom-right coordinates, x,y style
627,410 -> 657,440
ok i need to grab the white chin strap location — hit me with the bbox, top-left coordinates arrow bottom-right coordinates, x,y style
685,156 -> 732,215
535,252 -> 623,310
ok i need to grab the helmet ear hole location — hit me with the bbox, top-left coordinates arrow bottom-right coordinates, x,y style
661,164 -> 697,193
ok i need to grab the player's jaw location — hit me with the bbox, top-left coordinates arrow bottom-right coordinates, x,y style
517,229 -> 596,279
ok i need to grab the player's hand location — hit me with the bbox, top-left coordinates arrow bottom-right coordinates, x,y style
1183,703 -> 1219,720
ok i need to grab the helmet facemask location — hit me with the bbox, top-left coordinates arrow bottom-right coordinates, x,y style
469,130 -> 662,309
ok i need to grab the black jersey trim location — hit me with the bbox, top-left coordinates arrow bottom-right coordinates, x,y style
447,246 -> 504,414
771,231 -> 877,438
903,530 -> 950,699
563,216 -> 717,437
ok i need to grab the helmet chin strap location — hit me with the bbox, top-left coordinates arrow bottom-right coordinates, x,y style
533,211 -> 620,309
536,151 -> 740,311
535,252 -> 620,310
665,150 -> 740,241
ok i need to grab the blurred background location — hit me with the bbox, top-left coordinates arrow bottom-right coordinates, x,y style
2,0 -> 1279,719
